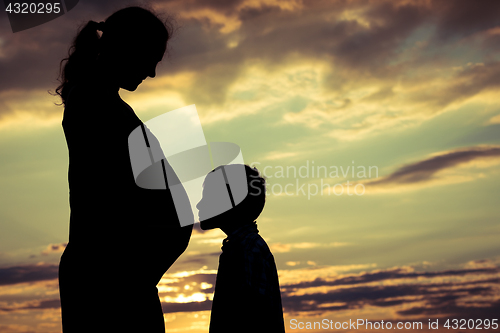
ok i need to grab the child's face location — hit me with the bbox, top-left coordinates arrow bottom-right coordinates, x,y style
196,171 -> 235,230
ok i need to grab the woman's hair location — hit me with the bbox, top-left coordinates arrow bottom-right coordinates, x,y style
51,6 -> 177,106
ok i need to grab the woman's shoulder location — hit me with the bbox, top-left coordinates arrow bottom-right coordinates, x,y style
65,83 -> 92,111
64,82 -> 122,119
63,84 -> 113,130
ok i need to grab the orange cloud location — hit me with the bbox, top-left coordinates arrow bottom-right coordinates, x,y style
270,241 -> 351,253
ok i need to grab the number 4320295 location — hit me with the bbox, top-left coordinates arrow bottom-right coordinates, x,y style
5,2 -> 61,14
444,319 -> 498,330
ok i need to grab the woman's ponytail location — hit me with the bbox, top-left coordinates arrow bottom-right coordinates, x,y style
53,20 -> 102,106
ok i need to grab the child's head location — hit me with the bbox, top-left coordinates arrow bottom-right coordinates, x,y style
197,164 -> 266,231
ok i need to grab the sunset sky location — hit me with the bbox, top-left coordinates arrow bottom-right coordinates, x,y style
1,0 -> 500,332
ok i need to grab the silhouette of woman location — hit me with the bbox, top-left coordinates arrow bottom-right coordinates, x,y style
54,6 -> 193,333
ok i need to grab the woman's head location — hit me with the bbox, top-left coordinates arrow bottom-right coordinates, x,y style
54,6 -> 176,105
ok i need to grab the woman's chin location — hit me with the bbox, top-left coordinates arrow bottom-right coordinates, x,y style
199,218 -> 219,230
199,220 -> 210,230
121,81 -> 141,91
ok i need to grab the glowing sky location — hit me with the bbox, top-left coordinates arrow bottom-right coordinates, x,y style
1,0 -> 500,332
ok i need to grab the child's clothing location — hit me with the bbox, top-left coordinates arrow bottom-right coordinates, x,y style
209,221 -> 285,333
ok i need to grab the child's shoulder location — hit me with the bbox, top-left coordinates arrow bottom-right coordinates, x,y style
242,232 -> 272,256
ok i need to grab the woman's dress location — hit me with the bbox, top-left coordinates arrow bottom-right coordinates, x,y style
59,80 -> 193,333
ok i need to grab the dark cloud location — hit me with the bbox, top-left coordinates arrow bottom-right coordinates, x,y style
0,295 -> 211,314
365,146 -> 500,186
408,61 -> 500,110
0,299 -> 61,312
29,242 -> 68,258
443,61 -> 500,104
189,0 -> 245,13
237,4 -> 282,22
174,252 -> 220,267
41,242 -> 68,256
0,0 -> 127,117
281,266 -> 500,290
171,0 -> 500,109
2,259 -> 499,323
483,37 -> 500,56
281,262 -> 500,320
165,18 -> 234,72
0,264 -> 58,286
158,260 -> 500,319
1,0 -> 500,120
0,24 -> 72,94
332,2 -> 429,71
431,0 -> 500,42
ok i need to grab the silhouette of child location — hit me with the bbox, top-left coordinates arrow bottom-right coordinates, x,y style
197,164 -> 285,333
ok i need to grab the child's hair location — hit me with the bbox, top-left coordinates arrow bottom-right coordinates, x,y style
211,164 -> 267,222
